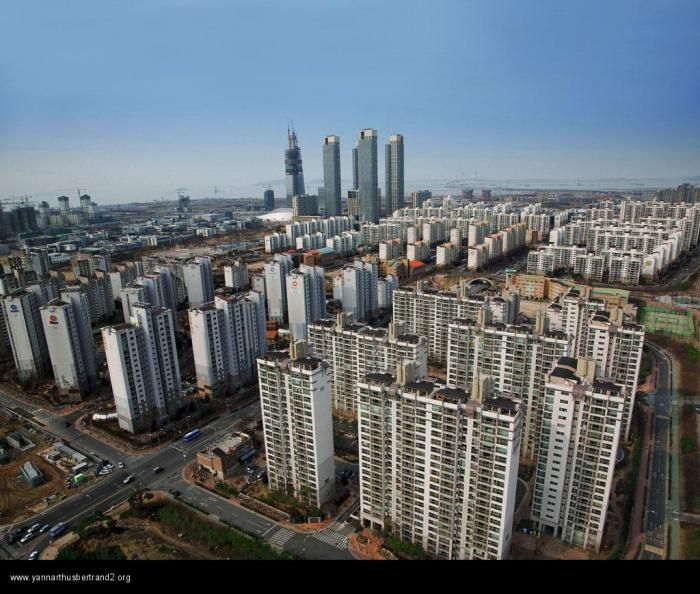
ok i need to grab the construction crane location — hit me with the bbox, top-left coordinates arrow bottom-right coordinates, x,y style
2,195 -> 33,207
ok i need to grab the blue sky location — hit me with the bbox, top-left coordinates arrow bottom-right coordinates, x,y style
1,0 -> 698,204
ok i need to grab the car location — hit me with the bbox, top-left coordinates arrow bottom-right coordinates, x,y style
19,532 -> 35,544
123,474 -> 136,485
152,466 -> 164,474
695,405 -> 700,414
28,551 -> 38,561
39,524 -> 50,534
28,523 -> 41,533
117,462 -> 125,469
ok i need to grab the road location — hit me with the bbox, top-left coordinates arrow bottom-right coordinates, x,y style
641,343 -> 680,559
0,395 -> 355,561
0,391 -> 124,464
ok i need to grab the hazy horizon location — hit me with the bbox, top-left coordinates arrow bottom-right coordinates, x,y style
2,0 -> 698,205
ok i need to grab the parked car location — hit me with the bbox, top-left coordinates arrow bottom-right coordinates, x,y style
117,462 -> 125,469
39,524 -> 50,534
28,551 -> 38,561
28,523 -> 41,533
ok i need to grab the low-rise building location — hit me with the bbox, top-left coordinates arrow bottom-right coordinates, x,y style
197,432 -> 254,480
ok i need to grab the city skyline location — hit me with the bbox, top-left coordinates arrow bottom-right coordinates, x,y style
1,1 -> 699,203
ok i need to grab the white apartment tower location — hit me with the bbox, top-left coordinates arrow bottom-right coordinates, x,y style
286,265 -> 326,340
189,291 -> 267,397
531,358 -> 625,552
264,253 -> 294,324
257,343 -> 336,508
130,302 -> 182,420
2,290 -> 50,381
308,316 -> 428,415
446,312 -> 571,459
224,259 -> 250,291
183,256 -> 214,308
584,310 -> 644,440
120,283 -> 148,320
102,304 -> 182,434
41,297 -> 96,398
357,368 -> 522,560
334,260 -> 378,322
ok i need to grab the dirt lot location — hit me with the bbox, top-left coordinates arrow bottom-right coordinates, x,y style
511,532 -> 598,560
680,522 -> 700,560
65,522 -> 205,561
0,453 -> 71,522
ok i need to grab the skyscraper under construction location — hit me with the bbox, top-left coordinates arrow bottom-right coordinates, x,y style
285,127 -> 306,201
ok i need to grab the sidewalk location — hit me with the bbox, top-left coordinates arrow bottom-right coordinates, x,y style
624,404 -> 652,559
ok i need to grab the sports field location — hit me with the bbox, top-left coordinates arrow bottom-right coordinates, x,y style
641,307 -> 695,337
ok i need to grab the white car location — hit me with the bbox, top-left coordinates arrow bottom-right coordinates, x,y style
118,462 -> 125,469
20,532 -> 35,544
28,551 -> 38,561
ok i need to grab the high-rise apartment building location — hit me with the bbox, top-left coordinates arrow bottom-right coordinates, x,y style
584,310 -> 644,440
393,283 -> 521,364
264,253 -> 293,324
308,316 -> 428,415
189,291 -> 267,397
446,312 -> 571,459
41,297 -> 96,399
183,256 -> 214,308
332,260 -> 378,322
385,134 -> 404,215
357,129 -> 379,223
286,265 -> 326,340
2,290 -> 50,381
120,283 -> 148,321
257,343 -> 335,508
357,366 -> 522,560
224,259 -> 250,291
102,303 -> 182,434
285,128 -> 306,200
323,135 -> 342,217
531,358 -> 625,552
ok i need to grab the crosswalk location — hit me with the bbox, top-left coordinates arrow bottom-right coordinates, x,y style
266,527 -> 296,548
312,529 -> 349,550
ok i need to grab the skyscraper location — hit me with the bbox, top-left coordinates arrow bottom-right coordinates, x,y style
385,133 -> 404,215
323,135 -> 341,217
357,129 -> 379,222
285,127 -> 306,201
263,189 -> 275,211
352,147 -> 359,190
